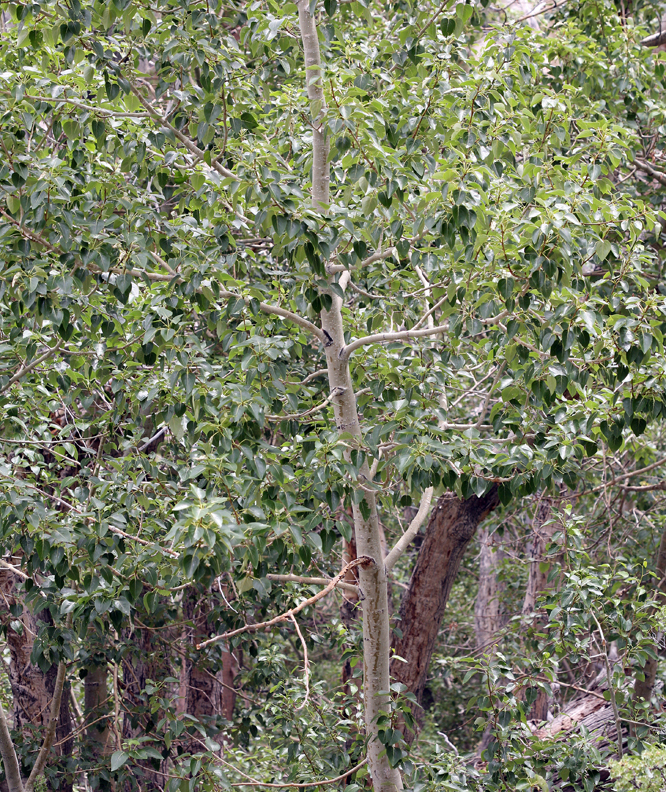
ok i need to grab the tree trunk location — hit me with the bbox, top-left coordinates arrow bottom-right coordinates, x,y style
84,664 -> 110,756
297,3 -> 400,789
122,627 -> 165,792
632,524 -> 666,707
391,488 -> 499,723
522,496 -> 554,724
474,527 -> 505,652
180,589 -> 238,744
0,569 -> 73,792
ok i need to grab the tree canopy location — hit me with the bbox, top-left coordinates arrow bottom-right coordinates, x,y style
2,0 -> 666,790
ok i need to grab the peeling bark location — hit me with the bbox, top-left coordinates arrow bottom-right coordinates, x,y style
391,488 -> 499,723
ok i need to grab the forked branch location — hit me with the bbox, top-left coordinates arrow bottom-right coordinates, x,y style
197,556 -> 374,648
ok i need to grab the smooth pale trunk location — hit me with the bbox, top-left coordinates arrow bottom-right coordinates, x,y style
296,2 -> 401,788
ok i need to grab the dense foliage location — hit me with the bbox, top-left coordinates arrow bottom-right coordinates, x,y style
2,0 -> 666,790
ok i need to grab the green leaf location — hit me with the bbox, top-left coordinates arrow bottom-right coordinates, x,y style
111,751 -> 129,772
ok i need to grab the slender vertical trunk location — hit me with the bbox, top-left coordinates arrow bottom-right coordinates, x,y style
522,497 -> 554,617
521,496 -> 554,723
633,525 -> 666,707
474,527 -> 505,652
296,4 -> 399,789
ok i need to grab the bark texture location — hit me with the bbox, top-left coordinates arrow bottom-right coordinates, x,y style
0,569 -> 72,792
180,590 -> 237,737
474,527 -> 506,652
122,627 -> 166,792
83,664 -> 110,756
391,488 -> 499,710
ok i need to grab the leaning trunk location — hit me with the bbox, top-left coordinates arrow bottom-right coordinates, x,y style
0,569 -> 73,792
391,488 -> 499,731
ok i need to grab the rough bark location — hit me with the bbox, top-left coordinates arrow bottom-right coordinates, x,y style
632,524 -> 666,707
340,535 -> 359,690
180,589 -> 238,744
84,664 -> 110,756
522,497 -> 554,616
474,527 -> 505,652
391,488 -> 499,716
0,569 -> 72,792
122,627 -> 166,792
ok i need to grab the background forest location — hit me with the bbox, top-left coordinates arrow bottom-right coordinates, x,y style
2,0 -> 666,790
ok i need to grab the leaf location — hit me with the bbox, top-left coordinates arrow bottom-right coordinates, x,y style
111,750 -> 129,772
596,239 -> 611,261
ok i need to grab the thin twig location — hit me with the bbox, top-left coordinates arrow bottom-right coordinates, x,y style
290,614 -> 310,711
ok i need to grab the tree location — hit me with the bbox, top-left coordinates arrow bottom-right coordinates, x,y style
3,0 -> 666,791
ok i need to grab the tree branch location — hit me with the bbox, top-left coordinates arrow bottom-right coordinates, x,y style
196,556 -> 374,648
384,487 -> 433,573
341,324 -> 448,359
127,81 -> 236,181
0,340 -> 64,395
266,387 -> 344,421
327,247 -> 398,275
641,30 -> 666,47
634,158 -> 666,186
0,558 -> 30,580
0,698 -> 23,792
266,573 -> 359,595
24,662 -> 67,792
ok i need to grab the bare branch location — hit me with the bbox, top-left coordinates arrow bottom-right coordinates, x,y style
634,158 -> 666,186
0,340 -> 64,395
341,324 -> 448,359
474,362 -> 506,429
290,614 -> 311,710
24,662 -> 67,792
127,81 -> 236,181
223,757 -> 368,788
196,556 -> 375,648
327,247 -> 398,275
300,369 -> 328,385
0,697 -> 23,792
641,30 -> 666,47
266,573 -> 359,596
267,387 -> 344,421
384,487 -> 434,572
0,558 -> 29,580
